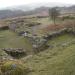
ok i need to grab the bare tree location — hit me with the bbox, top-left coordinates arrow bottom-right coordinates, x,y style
49,7 -> 60,25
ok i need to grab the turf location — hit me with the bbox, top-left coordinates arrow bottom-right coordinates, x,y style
20,34 -> 75,75
0,30 -> 33,51
1,17 -> 75,75
47,33 -> 75,46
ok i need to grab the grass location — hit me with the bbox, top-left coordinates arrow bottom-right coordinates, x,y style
1,17 -> 75,75
0,30 -> 33,53
47,33 -> 75,46
20,34 -> 75,75
1,60 -> 30,75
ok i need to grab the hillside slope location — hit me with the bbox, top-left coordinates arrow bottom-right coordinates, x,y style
0,4 -> 75,19
21,34 -> 75,75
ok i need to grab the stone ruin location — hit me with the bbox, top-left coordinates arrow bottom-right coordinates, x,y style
26,35 -> 49,53
2,48 -> 27,58
0,26 -> 9,30
26,27 -> 75,53
43,28 -> 68,40
9,23 -> 17,32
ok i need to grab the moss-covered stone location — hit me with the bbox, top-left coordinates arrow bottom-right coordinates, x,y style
1,60 -> 30,75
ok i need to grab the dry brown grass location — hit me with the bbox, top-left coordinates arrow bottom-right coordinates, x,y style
39,20 -> 75,34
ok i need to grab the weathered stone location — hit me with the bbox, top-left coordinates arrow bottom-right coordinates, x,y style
2,48 -> 27,58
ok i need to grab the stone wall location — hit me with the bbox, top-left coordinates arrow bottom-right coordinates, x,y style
2,48 -> 27,58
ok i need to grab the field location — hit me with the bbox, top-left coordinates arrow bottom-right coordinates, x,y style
23,33 -> 75,75
0,30 -> 33,56
0,16 -> 75,75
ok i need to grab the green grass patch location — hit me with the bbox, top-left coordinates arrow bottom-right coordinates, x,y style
0,30 -> 33,53
20,34 -> 75,75
47,33 -> 75,46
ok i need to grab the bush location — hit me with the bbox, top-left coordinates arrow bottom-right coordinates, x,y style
1,60 -> 30,75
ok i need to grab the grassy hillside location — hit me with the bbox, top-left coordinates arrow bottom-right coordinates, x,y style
20,34 -> 75,75
0,16 -> 75,75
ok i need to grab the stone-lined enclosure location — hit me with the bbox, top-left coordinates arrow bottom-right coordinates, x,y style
1,19 -> 75,58
1,25 -> 75,58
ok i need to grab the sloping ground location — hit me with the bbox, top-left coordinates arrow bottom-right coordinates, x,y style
0,30 -> 33,56
47,33 -> 75,46
20,34 -> 75,75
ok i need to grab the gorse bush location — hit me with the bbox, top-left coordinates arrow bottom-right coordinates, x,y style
1,60 -> 30,75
